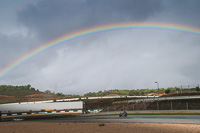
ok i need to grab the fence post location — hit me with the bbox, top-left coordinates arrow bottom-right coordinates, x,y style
133,103 -> 134,111
0,111 -> 1,122
157,101 -> 159,110
171,101 -> 173,110
186,101 -> 189,110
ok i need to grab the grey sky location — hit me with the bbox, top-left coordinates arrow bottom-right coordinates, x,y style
0,0 -> 200,94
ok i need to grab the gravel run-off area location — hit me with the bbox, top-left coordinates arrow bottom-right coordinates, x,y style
1,122 -> 200,133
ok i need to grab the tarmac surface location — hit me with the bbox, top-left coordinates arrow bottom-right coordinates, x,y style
2,114 -> 200,133
25,115 -> 200,124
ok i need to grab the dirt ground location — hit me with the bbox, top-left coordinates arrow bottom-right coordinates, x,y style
0,122 -> 200,133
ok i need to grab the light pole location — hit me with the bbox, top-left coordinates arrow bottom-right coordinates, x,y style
155,82 -> 159,96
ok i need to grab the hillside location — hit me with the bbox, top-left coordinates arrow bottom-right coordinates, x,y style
0,85 -> 60,104
0,85 -> 41,97
1,84 -> 200,104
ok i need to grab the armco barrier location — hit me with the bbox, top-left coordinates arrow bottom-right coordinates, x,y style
1,110 -> 83,117
0,109 -> 101,117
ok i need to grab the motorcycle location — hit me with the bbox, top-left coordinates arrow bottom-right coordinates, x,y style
119,111 -> 127,117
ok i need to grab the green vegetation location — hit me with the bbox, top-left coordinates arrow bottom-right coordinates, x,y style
0,85 -> 67,98
0,84 -> 198,99
44,90 -> 65,97
165,88 -> 171,94
84,86 -> 200,97
196,86 -> 200,92
84,88 -> 166,97
0,84 -> 40,97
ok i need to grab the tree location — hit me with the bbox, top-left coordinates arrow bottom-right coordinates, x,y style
31,87 -> 35,91
165,89 -> 170,94
27,84 -> 31,89
56,93 -> 65,97
196,87 -> 200,92
44,90 -> 51,94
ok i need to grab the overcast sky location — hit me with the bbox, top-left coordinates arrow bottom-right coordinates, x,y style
0,0 -> 200,94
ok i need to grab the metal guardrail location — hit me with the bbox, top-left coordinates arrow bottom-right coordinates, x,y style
0,109 -> 101,118
0,110 -> 83,117
128,95 -> 200,102
56,96 -> 159,102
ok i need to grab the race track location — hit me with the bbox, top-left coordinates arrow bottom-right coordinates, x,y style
26,115 -> 200,124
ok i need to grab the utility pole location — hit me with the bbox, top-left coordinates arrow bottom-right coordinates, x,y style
181,85 -> 183,93
188,85 -> 190,93
155,82 -> 159,96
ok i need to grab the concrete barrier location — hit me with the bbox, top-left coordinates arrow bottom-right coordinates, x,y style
0,101 -> 83,113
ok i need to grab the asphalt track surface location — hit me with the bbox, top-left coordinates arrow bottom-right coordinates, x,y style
24,115 -> 200,124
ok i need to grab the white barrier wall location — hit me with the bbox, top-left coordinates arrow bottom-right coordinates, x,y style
0,101 -> 83,113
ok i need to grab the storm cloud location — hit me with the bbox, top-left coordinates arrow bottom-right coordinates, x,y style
0,0 -> 200,94
17,0 -> 163,41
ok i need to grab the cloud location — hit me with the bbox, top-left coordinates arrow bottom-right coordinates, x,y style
151,0 -> 200,27
4,30 -> 197,94
0,0 -> 200,94
17,0 -> 163,41
0,33 -> 37,67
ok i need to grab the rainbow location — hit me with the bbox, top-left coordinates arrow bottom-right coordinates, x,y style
1,22 -> 200,79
